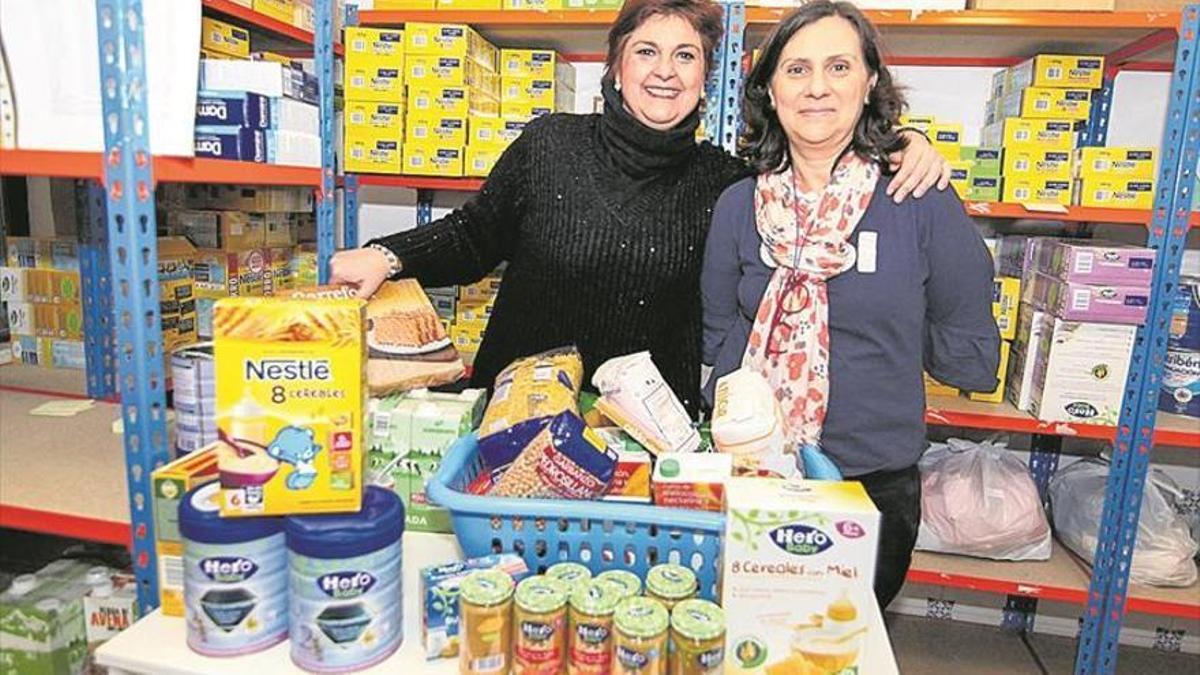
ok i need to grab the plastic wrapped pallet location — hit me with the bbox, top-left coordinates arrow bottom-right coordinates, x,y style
1049,459 -> 1198,587
916,438 -> 1052,561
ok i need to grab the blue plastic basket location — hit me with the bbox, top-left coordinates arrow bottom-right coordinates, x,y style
428,433 -> 726,600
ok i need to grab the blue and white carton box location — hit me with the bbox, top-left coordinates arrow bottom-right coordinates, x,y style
195,91 -> 270,129
194,126 -> 266,162
420,554 -> 529,660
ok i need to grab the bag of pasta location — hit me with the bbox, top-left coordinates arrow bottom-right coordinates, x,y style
478,347 -> 584,436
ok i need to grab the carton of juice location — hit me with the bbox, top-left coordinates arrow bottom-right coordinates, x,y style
722,478 -> 880,675
213,296 -> 367,516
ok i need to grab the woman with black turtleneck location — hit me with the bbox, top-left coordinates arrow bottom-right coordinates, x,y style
329,0 -> 950,410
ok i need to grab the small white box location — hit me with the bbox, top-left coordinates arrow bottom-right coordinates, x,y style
6,302 -> 35,336
200,60 -> 285,98
270,98 -> 320,135
0,267 -> 26,303
267,130 -> 321,167
1029,315 -> 1136,425
723,478 -> 881,675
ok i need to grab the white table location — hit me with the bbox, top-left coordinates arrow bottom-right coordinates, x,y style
97,532 -> 900,674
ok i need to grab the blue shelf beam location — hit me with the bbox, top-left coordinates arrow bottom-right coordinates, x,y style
93,0 -> 171,613
316,0 -> 336,283
77,180 -> 116,400
1076,6 -> 1200,674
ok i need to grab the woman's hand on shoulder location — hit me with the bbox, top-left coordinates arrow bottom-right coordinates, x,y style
329,247 -> 393,299
886,129 -> 952,203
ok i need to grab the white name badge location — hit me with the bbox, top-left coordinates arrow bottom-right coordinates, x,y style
857,231 -> 878,274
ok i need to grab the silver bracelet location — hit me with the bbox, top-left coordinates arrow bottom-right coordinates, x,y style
367,243 -> 402,277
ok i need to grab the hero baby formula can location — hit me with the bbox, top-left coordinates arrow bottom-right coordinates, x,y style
181,482 -> 287,656
286,486 -> 405,672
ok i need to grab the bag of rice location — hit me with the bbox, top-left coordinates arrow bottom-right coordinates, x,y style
487,411 -> 617,500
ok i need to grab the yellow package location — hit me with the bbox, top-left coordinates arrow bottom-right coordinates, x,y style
471,116 -> 527,149
1074,147 -> 1156,180
152,446 -> 219,616
1011,54 -> 1104,90
346,27 -> 406,65
406,54 -> 468,88
450,320 -> 486,354
1075,177 -> 1155,210
948,160 -> 972,197
345,133 -> 402,174
899,114 -> 935,133
408,85 -> 470,117
403,143 -> 464,177
201,17 -> 250,59
253,0 -> 295,24
501,49 -> 557,79
502,100 -> 553,120
930,122 -> 962,148
405,23 -> 497,72
458,275 -> 502,301
1002,176 -> 1072,207
924,372 -> 959,398
501,77 -> 557,109
479,347 -> 584,436
465,145 -> 503,177
455,298 -> 494,323
214,296 -> 367,516
1002,147 -> 1072,181
346,100 -> 405,135
1014,87 -> 1091,121
969,341 -> 1011,404
992,276 -> 1020,341
406,112 -> 468,146
1000,118 -> 1075,150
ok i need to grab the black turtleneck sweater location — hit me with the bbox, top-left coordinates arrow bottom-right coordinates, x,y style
373,84 -> 751,411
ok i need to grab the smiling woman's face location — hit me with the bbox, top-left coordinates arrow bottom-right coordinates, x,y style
769,15 -> 875,155
615,13 -> 706,131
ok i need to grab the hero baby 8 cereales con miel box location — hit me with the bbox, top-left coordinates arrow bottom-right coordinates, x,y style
214,296 -> 367,517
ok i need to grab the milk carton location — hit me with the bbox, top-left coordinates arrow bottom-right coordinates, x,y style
723,478 -> 880,675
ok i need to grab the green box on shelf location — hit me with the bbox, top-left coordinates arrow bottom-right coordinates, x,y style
368,388 -> 487,533
965,176 -> 1003,203
960,146 -> 1003,177
0,570 -> 89,675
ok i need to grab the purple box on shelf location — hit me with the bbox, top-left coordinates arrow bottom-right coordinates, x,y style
1027,272 -> 1150,325
1035,239 -> 1155,286
194,126 -> 266,162
195,90 -> 270,129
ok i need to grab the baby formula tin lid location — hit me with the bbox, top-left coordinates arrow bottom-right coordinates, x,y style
671,599 -> 725,641
285,486 -> 403,559
179,483 -> 282,544
645,564 -> 697,600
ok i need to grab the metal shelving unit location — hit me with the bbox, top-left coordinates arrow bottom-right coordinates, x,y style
341,4 -> 1199,673
1,3 -> 1196,672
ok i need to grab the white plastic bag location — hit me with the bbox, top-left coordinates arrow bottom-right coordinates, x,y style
1049,459 -> 1198,587
916,438 -> 1052,561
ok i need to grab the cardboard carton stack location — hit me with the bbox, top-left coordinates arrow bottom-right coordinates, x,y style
2,238 -> 87,369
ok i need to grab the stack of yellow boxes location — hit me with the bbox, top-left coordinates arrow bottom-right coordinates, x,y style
1073,146 -> 1156,210
200,16 -> 251,61
344,27 -> 407,174
403,23 -> 501,176
982,54 -> 1105,207
905,113 -> 1002,203
3,240 -> 85,369
449,271 -> 503,364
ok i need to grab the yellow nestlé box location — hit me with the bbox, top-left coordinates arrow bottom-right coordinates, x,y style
501,77 -> 557,109
1074,147 -> 1156,180
406,112 -> 468,146
1002,147 -> 1072,181
201,17 -> 251,59
214,296 -> 367,516
470,116 -> 528,149
500,49 -> 558,79
996,118 -> 1076,151
465,145 -> 503,177
344,134 -> 402,174
403,143 -> 465,177
1003,176 -> 1072,207
346,101 -> 405,136
1075,177 -> 1155,210
1010,54 -> 1105,90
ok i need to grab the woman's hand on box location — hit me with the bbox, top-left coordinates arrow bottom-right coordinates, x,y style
887,130 -> 952,203
329,247 -> 393,299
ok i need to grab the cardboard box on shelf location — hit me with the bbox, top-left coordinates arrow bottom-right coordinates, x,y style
266,129 -> 321,167
195,90 -> 269,129
500,49 -> 558,79
992,276 -> 1021,341
982,117 -> 1076,150
1026,272 -> 1150,325
1009,54 -> 1105,90
458,275 -> 502,301
1074,147 -> 1156,180
345,27 -> 405,102
345,134 -> 403,174
253,0 -> 295,23
969,340 -> 1011,404
500,77 -> 561,110
924,372 -> 960,398
292,1 -> 315,30
403,143 -> 465,177
346,64 -> 405,102
1002,176 -> 1072,206
450,320 -> 485,353
404,22 -> 498,72
169,210 -> 263,250
930,122 -> 963,158
269,98 -> 320,135
464,145 -> 502,177
151,446 -> 220,616
949,161 -> 972,197
405,55 -> 498,96
959,146 -> 1002,176
469,116 -> 527,149
1074,177 -> 1155,210
1002,147 -> 1072,181
170,184 -> 314,213
201,17 -> 250,59
405,113 -> 468,147
993,87 -> 1092,121
501,100 -> 553,120
158,237 -> 198,352
964,176 -> 1003,203
1034,239 -> 1155,286
192,247 -> 272,299
194,126 -> 267,162
1029,315 -> 1136,425
345,100 -> 407,136
408,85 -> 478,117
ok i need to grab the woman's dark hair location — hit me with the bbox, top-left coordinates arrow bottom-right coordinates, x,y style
602,0 -> 725,86
739,0 -> 908,174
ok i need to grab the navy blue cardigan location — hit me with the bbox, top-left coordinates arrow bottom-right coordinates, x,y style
701,176 -> 1000,476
